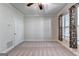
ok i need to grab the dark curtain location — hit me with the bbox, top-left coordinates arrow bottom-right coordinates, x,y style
58,15 -> 63,41
69,4 -> 77,48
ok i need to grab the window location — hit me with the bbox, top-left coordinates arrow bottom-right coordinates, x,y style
62,13 -> 70,40
62,15 -> 65,38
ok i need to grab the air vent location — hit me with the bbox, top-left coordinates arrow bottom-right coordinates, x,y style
7,41 -> 13,48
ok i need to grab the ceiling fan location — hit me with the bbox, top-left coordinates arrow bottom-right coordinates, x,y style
27,3 -> 44,10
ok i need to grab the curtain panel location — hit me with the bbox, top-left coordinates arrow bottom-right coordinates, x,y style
58,15 -> 63,41
69,4 -> 78,48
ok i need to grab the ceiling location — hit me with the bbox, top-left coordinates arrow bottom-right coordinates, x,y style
10,3 -> 67,16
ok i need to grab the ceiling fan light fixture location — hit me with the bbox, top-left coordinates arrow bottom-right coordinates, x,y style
39,3 -> 43,10
27,3 -> 44,10
27,3 -> 34,6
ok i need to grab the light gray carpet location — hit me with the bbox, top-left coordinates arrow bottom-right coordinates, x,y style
8,41 -> 75,56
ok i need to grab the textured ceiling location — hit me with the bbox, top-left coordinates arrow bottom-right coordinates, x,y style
10,3 -> 67,16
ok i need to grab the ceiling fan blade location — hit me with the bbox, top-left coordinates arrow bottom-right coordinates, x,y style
39,4 -> 43,10
27,3 -> 34,6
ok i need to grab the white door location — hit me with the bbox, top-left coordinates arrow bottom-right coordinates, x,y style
14,17 -> 21,46
14,16 -> 24,46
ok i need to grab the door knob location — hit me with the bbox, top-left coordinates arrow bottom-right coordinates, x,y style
14,33 -> 16,35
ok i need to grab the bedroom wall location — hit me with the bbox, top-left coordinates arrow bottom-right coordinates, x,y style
0,4 -> 24,53
24,16 -> 57,41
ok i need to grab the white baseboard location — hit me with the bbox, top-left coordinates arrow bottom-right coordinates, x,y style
24,39 -> 57,41
1,40 -> 58,54
1,46 -> 14,53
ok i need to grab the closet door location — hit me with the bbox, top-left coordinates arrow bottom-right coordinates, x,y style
14,15 -> 24,46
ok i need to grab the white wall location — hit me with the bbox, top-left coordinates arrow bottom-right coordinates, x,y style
24,16 -> 57,41
51,16 -> 58,40
0,4 -> 24,53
